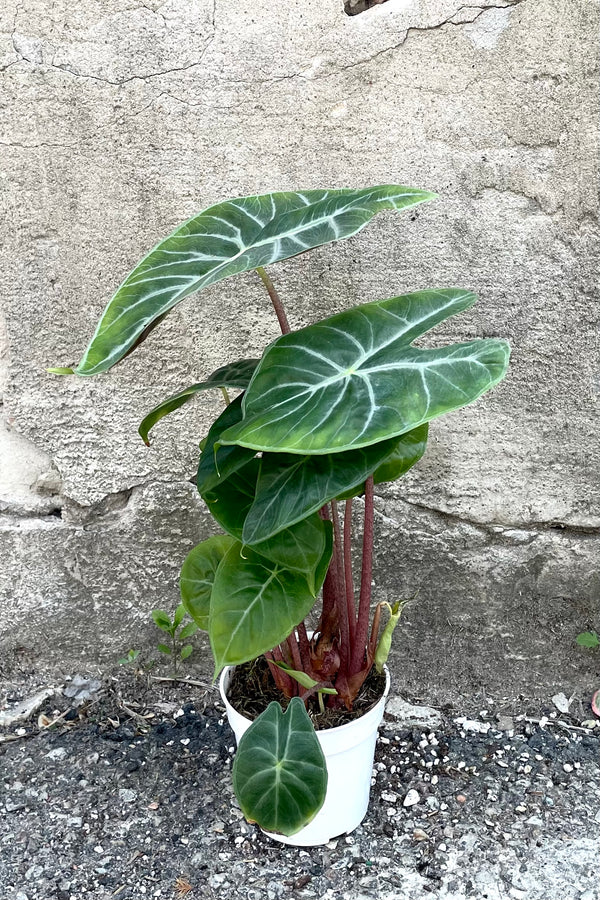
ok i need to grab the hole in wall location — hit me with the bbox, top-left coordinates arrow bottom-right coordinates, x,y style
345,0 -> 391,15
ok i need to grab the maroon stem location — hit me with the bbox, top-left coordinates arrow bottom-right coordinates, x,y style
265,650 -> 293,695
330,501 -> 349,671
256,267 -> 291,335
350,476 -> 375,675
319,505 -> 336,628
297,622 -> 312,671
287,632 -> 303,671
343,499 -> 356,645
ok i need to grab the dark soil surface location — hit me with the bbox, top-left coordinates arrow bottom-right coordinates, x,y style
227,657 -> 388,728
1,672 -> 599,900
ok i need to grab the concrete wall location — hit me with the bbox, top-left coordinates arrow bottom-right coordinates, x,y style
1,0 -> 599,702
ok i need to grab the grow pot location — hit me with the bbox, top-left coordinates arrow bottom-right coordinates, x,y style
219,663 -> 391,846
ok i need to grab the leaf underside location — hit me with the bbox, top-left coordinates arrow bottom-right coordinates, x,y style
139,358 -> 259,445
232,698 -> 328,835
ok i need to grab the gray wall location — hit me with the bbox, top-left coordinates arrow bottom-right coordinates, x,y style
1,0 -> 599,702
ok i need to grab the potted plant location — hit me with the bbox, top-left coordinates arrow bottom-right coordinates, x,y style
50,185 -> 510,845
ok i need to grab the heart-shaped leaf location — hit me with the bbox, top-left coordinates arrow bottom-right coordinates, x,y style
209,543 -> 316,675
242,426 -> 427,544
139,358 -> 259,445
220,289 -> 510,455
232,698 -> 327,835
179,534 -> 237,630
74,186 -> 435,376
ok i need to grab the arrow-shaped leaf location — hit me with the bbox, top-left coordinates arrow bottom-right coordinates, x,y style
221,289 -> 510,455
139,358 -> 259,445
209,543 -> 317,676
196,394 -> 257,495
74,186 -> 436,376
232,698 -> 327,835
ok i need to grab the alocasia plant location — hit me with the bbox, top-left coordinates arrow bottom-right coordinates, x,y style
51,186 -> 510,836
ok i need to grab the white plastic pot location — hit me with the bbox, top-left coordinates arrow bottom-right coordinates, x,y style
219,664 -> 390,846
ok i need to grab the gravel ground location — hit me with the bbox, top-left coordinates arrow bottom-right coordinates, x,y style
1,673 -> 599,900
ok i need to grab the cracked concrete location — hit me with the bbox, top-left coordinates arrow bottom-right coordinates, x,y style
1,0 -> 599,701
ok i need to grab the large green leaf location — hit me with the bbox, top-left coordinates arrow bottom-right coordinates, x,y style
179,534 -> 236,630
202,458 -> 332,591
139,358 -> 259,445
220,289 -> 510,454
242,426 -> 428,544
74,186 -> 436,376
196,394 -> 256,495
232,698 -> 327,835
209,543 -> 316,675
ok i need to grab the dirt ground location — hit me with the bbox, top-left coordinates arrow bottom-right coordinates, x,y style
1,670 -> 599,900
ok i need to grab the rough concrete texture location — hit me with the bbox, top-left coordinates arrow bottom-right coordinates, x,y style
1,0 -> 599,699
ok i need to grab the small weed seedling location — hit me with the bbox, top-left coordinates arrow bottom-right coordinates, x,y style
576,630 -> 600,650
152,603 -> 198,676
118,648 -> 141,666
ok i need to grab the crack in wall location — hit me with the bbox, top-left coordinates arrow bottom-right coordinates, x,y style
382,497 -> 600,541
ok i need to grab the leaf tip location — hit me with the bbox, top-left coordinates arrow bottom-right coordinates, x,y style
47,366 -> 75,376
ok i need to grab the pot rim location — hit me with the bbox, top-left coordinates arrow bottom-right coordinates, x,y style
219,662 -> 390,736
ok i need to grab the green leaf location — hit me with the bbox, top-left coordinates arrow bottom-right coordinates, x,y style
274,661 -> 338,694
152,610 -> 173,633
196,394 -> 256,495
220,289 -> 510,455
179,621 -> 199,640
232,698 -> 327,835
180,534 -> 237,631
157,643 -> 172,654
202,457 -> 332,591
74,186 -> 436,376
209,543 -> 317,676
139,358 -> 259,445
242,427 -> 427,544
173,602 -> 187,629
180,644 -> 194,660
47,367 -> 75,375
576,631 -> 600,649
374,600 -> 407,673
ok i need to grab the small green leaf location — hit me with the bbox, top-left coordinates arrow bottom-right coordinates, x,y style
179,621 -> 199,640
180,534 -> 237,631
196,394 -> 256,495
374,600 -> 407,673
232,698 -> 328,835
47,366 -> 75,375
173,603 -> 187,629
576,631 -> 600,649
180,644 -> 194,660
152,610 -> 173,632
157,643 -> 172,655
274,661 -> 337,694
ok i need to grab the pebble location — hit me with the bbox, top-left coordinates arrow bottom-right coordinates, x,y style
386,697 -> 443,729
381,791 -> 398,803
403,789 -> 420,807
45,748 -> 67,760
563,763 -> 573,773
551,692 -> 571,714
118,788 -> 137,804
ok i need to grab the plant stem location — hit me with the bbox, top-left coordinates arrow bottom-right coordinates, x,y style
350,476 -> 375,675
287,632 -> 303,671
330,501 -> 349,670
256,267 -> 291,335
297,622 -> 312,671
343,499 -> 356,645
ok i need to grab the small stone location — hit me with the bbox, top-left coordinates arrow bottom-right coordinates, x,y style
386,697 -> 443,729
412,829 -> 429,842
381,791 -> 398,803
118,788 -> 137,803
403,789 -> 420,807
551,692 -> 571,714
526,816 -> 544,827
515,805 -> 527,814
45,747 -> 67,760
563,763 -> 573,773
496,715 -> 514,731
456,795 -> 467,804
